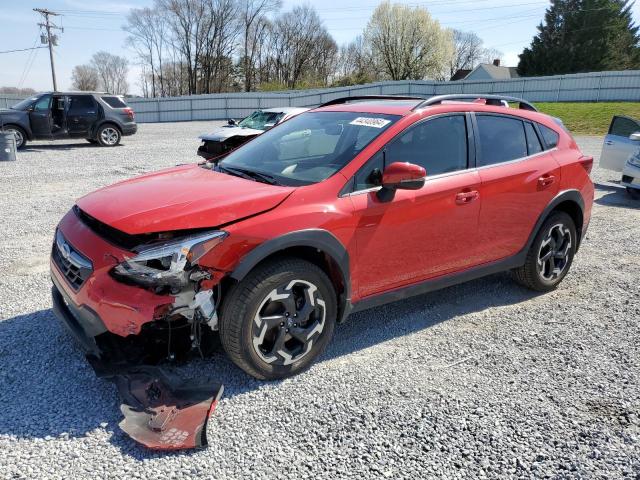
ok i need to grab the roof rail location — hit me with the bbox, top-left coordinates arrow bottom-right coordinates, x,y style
317,95 -> 425,108
414,94 -> 538,112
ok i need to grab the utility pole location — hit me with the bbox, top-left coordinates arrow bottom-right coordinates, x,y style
34,8 -> 62,91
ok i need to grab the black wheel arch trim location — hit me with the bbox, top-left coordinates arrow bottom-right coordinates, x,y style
92,121 -> 123,138
523,189 -> 585,253
228,229 -> 352,322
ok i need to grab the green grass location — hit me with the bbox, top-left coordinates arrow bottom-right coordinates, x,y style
536,102 -> 640,136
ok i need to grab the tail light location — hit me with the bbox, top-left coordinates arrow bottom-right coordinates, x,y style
580,156 -> 594,175
123,107 -> 135,120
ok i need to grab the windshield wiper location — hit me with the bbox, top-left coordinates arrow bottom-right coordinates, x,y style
218,165 -> 280,185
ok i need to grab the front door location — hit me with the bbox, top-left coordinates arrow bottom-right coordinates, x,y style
349,114 -> 482,299
600,115 -> 640,172
474,114 -> 561,263
28,94 -> 52,138
67,95 -> 99,137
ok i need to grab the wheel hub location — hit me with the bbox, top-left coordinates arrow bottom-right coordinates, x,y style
252,279 -> 326,366
537,223 -> 572,281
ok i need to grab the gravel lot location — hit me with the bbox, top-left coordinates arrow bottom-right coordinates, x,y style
0,122 -> 638,479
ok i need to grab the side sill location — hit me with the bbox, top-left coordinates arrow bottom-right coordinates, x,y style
349,252 -> 525,315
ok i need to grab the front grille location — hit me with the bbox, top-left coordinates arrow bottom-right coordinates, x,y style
52,230 -> 93,290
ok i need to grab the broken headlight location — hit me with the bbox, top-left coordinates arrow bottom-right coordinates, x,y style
113,231 -> 228,289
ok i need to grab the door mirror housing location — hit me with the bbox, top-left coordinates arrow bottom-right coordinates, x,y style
377,162 -> 426,201
227,118 -> 237,126
381,162 -> 426,190
630,132 -> 640,141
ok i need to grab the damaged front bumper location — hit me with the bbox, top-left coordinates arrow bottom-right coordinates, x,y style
50,210 -> 227,451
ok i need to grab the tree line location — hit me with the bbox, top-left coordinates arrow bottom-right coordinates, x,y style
69,0 -> 640,96
71,0 -> 503,96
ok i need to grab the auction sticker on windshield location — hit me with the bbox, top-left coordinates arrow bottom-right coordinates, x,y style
349,117 -> 392,128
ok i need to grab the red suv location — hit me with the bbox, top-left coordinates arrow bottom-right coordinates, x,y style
51,95 -> 594,380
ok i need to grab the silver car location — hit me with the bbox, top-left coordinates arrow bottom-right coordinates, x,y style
197,107 -> 308,160
600,115 -> 640,199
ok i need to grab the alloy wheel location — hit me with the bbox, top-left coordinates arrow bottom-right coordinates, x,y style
537,223 -> 572,281
100,127 -> 119,145
251,279 -> 326,366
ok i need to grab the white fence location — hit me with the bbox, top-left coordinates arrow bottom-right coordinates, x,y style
2,70 -> 640,123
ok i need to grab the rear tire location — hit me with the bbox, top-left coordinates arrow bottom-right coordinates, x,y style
512,211 -> 576,292
96,124 -> 121,147
4,125 -> 27,149
626,187 -> 640,200
219,258 -> 336,380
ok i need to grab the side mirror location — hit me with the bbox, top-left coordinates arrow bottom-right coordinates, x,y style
377,162 -> 426,201
630,132 -> 640,141
228,118 -> 237,126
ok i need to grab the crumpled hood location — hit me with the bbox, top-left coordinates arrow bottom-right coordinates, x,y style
76,164 -> 294,234
199,126 -> 263,141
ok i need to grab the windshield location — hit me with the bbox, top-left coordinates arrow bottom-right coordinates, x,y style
238,110 -> 284,130
220,111 -> 400,186
10,96 -> 40,111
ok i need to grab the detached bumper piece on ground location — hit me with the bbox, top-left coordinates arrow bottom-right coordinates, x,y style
88,357 -> 223,451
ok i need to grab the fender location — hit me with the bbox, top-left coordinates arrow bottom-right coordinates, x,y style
229,229 -> 352,321
522,189 -> 585,255
90,120 -> 122,138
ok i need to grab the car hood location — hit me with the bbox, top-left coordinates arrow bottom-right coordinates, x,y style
199,126 -> 264,141
76,164 -> 295,234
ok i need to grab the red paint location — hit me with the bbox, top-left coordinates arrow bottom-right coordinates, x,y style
53,100 -> 593,339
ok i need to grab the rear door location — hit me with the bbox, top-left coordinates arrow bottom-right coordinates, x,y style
67,95 -> 99,137
28,94 -> 52,138
474,114 -> 561,263
600,115 -> 640,172
349,114 -> 483,298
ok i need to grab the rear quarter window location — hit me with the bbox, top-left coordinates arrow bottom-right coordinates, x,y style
538,124 -> 560,149
101,96 -> 127,108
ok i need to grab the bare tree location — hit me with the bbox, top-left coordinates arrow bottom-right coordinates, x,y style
364,1 -> 453,80
268,5 -> 336,88
481,48 -> 504,65
449,30 -> 484,77
90,51 -> 129,94
239,0 -> 281,91
335,36 -> 375,85
71,65 -> 99,91
124,7 -> 167,96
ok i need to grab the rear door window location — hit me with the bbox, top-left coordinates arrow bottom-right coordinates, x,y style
524,122 -> 543,155
68,95 -> 96,113
476,115 -> 527,166
101,96 -> 127,108
385,115 -> 468,175
608,116 -> 640,138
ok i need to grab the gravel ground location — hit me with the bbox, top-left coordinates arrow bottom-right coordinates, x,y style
0,123 -> 638,479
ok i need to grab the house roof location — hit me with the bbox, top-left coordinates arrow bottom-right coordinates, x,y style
472,64 -> 520,80
450,69 -> 472,81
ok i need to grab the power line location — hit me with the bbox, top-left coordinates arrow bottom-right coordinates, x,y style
0,46 -> 48,54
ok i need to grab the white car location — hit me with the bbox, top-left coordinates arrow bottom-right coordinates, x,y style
197,107 -> 308,160
599,115 -> 640,199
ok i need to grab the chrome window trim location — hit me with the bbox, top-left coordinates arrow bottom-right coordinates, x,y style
345,147 -> 558,197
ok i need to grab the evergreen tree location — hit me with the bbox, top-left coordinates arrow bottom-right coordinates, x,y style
518,0 -> 640,76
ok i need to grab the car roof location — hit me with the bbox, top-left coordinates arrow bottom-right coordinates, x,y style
39,91 -> 115,96
314,99 -> 423,116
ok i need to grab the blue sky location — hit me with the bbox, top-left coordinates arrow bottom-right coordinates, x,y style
1,0 -> 639,94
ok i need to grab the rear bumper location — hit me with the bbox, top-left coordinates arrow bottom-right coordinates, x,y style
121,123 -> 137,136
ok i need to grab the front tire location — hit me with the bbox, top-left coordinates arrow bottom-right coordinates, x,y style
96,124 -> 121,147
219,258 -> 336,380
512,211 -> 576,292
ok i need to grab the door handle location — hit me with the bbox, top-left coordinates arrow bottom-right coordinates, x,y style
605,140 -> 613,145
455,190 -> 479,205
538,175 -> 556,188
